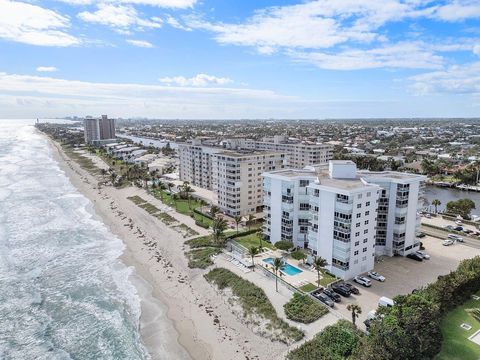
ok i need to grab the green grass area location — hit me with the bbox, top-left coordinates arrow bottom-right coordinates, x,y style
205,268 -> 304,343
153,212 -> 176,225
430,175 -> 461,183
193,212 -> 213,227
138,202 -> 160,214
284,293 -> 328,324
185,247 -> 221,269
185,234 -> 219,248
62,145 -> 100,175
151,189 -> 203,215
233,232 -> 275,250
436,294 -> 480,360
299,283 -> 318,293
287,320 -> 360,360
318,272 -> 338,287
127,195 -> 146,205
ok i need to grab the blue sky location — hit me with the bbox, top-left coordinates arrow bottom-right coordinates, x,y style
0,0 -> 479,119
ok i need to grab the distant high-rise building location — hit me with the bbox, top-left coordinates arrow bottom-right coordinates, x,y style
83,115 -> 116,144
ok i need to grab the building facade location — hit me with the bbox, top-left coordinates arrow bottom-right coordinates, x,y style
358,171 -> 426,257
212,151 -> 287,216
263,160 -> 425,279
83,115 -> 116,144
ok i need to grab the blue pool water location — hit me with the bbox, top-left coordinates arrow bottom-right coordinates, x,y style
262,258 -> 303,276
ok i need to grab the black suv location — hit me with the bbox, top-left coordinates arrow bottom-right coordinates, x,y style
331,283 -> 351,297
323,288 -> 341,302
340,282 -> 360,295
407,253 -> 423,261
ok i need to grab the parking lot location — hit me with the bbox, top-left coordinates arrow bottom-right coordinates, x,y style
332,235 -> 480,330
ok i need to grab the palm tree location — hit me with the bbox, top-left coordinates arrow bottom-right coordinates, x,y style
100,168 -> 107,182
210,205 -> 220,218
248,246 -> 259,270
246,214 -> 255,230
234,215 -> 242,234
167,182 -> 174,204
212,216 -> 228,246
273,257 -> 283,292
313,257 -> 329,287
257,229 -> 263,250
347,304 -> 362,328
432,199 -> 441,214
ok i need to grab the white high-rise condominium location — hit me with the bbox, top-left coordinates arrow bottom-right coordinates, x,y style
84,117 -> 100,144
263,160 -> 425,279
224,136 -> 333,168
213,150 -> 287,216
358,171 -> 426,257
263,169 -> 318,248
307,161 -> 380,279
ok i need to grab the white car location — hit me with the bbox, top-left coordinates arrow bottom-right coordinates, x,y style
416,250 -> 430,260
368,271 -> 386,282
443,239 -> 454,246
354,276 -> 372,287
448,234 -> 464,242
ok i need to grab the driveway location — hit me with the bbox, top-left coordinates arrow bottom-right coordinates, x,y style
332,235 -> 480,330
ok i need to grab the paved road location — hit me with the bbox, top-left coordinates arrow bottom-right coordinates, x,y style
421,225 -> 480,249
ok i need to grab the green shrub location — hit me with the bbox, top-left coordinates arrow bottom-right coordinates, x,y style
284,293 -> 328,323
287,320 -> 360,360
195,220 -> 210,229
291,250 -> 307,262
205,268 -> 304,343
185,235 -> 219,248
275,240 -> 293,251
185,247 -> 221,269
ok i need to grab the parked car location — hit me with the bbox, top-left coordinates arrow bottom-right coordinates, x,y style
341,282 -> 360,295
379,296 -> 394,308
454,226 -> 464,232
322,288 -> 341,302
464,229 -> 473,235
455,220 -> 462,225
443,239 -> 454,246
444,225 -> 454,230
425,213 -> 431,218
416,232 -> 426,238
448,234 -> 464,242
331,283 -> 351,297
368,271 -> 386,282
316,292 -> 335,308
353,276 -> 372,287
407,252 -> 423,261
416,250 -> 430,260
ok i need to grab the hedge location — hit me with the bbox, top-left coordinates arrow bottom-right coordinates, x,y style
225,228 -> 260,240
283,293 -> 328,323
193,208 -> 215,220
195,220 -> 210,229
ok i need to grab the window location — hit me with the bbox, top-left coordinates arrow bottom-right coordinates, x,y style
363,238 -> 368,243
355,232 -> 360,237
363,247 -> 367,252
355,241 -> 359,246
367,192 -> 371,197
364,220 -> 369,225
357,203 -> 362,209
364,229 -> 368,234
356,213 -> 361,218
354,250 -> 359,255
366,201 -> 370,206
358,194 -> 362,199
356,222 -> 360,228
365,211 -> 370,216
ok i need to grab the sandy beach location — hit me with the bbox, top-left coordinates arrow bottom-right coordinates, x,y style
45,134 -> 291,360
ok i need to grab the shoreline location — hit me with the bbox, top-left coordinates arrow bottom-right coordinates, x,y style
43,132 -> 287,360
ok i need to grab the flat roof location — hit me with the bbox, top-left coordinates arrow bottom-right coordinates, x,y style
264,169 -> 317,178
358,171 -> 426,181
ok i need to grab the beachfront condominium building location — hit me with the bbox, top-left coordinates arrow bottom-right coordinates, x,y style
263,160 -> 425,279
358,171 -> 426,257
224,136 -> 333,168
263,169 -> 318,248
212,151 -> 287,216
178,140 -> 222,190
84,115 -> 116,144
307,161 -> 380,279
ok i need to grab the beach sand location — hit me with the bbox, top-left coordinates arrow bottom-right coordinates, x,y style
46,136 -> 289,360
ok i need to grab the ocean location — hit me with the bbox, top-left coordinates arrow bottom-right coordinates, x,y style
0,120 -> 150,359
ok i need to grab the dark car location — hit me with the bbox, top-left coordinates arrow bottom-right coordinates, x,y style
417,232 -> 426,238
464,229 -> 473,234
341,282 -> 360,295
323,288 -> 341,302
454,226 -> 464,231
316,292 -> 335,308
331,283 -> 351,297
407,252 -> 423,261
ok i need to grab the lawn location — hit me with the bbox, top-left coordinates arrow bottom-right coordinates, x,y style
436,294 -> 480,360
151,188 -> 204,215
284,293 -> 328,323
317,272 -> 338,287
233,232 -> 276,250
299,283 -> 318,293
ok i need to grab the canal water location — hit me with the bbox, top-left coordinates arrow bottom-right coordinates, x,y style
118,134 -> 179,150
424,186 -> 480,216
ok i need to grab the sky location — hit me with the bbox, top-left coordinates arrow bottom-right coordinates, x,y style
0,0 -> 480,119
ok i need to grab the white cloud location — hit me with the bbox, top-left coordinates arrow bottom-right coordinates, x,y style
409,62 -> 480,95
58,0 -> 196,8
0,71 -> 299,118
159,74 -> 234,87
431,1 -> 480,22
78,4 -> 162,31
165,15 -> 191,31
290,42 -> 445,70
474,44 -> 480,56
126,39 -> 154,47
36,66 -> 58,72
0,0 -> 79,46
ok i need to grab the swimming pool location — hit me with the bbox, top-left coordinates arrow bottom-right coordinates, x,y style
262,257 -> 303,276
